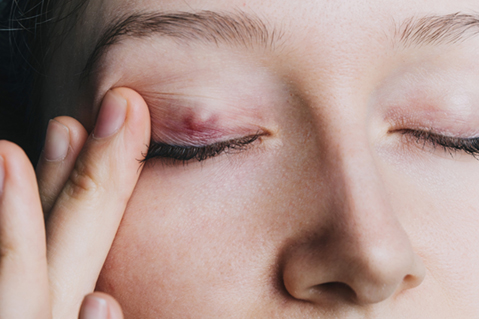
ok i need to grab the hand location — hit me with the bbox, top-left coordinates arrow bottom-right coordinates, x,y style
0,88 -> 150,319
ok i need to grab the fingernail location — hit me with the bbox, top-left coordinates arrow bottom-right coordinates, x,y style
44,120 -> 70,161
0,156 -> 4,195
93,90 -> 127,139
80,296 -> 108,319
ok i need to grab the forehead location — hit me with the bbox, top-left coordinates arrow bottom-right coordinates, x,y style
79,0 -> 478,38
44,0 -> 479,129
66,0 -> 479,80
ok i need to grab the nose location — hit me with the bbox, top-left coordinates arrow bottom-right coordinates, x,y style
281,141 -> 426,305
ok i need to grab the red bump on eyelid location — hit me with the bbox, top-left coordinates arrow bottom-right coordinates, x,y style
150,109 -> 230,144
181,113 -> 218,133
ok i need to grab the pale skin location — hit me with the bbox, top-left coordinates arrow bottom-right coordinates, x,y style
2,0 -> 479,318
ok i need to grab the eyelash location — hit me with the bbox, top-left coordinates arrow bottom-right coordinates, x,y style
141,133 -> 262,164
140,128 -> 479,164
400,129 -> 479,158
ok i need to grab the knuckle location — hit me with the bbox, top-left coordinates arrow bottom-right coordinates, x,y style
64,161 -> 103,200
0,244 -> 40,268
0,241 -> 16,263
0,244 -> 38,271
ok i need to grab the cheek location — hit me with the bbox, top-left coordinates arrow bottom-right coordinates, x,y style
94,90 -> 322,317
377,155 -> 479,308
95,142 -> 318,317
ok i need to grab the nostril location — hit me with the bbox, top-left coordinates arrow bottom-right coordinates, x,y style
311,282 -> 356,303
281,226 -> 426,306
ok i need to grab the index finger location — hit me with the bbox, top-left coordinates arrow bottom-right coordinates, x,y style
45,88 -> 150,319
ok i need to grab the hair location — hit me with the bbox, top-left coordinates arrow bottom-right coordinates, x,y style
0,0 -> 87,163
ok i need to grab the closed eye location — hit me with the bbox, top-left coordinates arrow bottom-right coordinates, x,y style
140,133 -> 262,164
399,129 -> 479,158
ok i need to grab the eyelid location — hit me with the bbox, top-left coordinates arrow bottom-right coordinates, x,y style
398,128 -> 479,158
386,111 -> 479,139
389,125 -> 479,139
141,133 -> 264,164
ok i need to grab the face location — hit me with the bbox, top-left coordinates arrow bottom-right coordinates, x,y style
42,0 -> 479,317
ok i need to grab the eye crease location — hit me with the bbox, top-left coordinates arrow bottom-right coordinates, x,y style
141,133 -> 263,164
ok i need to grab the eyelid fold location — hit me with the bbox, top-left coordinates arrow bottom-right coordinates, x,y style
385,110 -> 479,139
148,107 -> 271,146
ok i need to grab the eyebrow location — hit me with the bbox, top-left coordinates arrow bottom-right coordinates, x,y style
82,11 -> 479,80
396,12 -> 479,48
81,10 -> 280,79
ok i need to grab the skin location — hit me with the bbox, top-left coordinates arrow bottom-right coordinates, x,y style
2,0 -> 479,318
